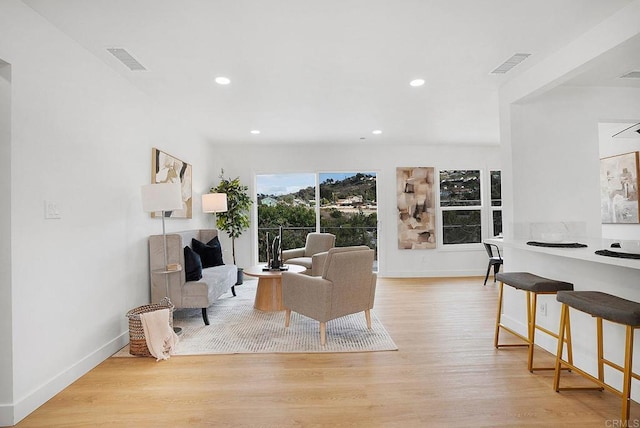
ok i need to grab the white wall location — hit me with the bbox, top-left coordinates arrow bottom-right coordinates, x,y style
0,59 -> 12,423
507,85 -> 640,241
498,0 -> 640,240
0,2 -> 221,425
212,142 -> 501,278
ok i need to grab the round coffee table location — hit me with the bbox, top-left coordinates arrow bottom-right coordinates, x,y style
244,264 -> 306,311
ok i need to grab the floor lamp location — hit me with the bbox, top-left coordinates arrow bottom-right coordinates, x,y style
202,192 -> 229,279
141,182 -> 183,333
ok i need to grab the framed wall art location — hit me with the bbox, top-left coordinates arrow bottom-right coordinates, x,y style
397,167 -> 436,249
151,148 -> 193,219
600,151 -> 639,224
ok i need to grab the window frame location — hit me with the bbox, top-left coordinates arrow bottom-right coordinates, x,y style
438,169 -> 483,249
436,168 -> 502,249
489,170 -> 502,238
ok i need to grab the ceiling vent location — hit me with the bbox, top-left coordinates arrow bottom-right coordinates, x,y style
612,122 -> 640,138
490,53 -> 531,74
106,48 -> 147,71
620,70 -> 640,79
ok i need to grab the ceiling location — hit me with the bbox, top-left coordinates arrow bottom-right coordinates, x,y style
22,0 -> 639,146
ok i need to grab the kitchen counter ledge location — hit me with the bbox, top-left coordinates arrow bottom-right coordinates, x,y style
485,238 -> 640,270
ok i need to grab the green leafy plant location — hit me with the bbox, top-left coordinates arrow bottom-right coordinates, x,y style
211,170 -> 253,265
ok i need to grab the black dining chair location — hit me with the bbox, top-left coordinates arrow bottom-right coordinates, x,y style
483,242 -> 503,285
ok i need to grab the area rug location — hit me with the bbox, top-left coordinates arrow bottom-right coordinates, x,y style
113,279 -> 397,356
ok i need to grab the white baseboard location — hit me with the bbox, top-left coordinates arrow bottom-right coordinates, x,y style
4,332 -> 128,426
379,269 -> 485,278
0,404 -> 13,428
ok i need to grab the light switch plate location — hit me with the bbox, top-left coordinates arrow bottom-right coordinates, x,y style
45,200 -> 61,219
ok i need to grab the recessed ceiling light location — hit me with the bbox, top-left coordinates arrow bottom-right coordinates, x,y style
250,130 -> 261,135
215,76 -> 231,85
372,130 -> 382,135
409,79 -> 425,87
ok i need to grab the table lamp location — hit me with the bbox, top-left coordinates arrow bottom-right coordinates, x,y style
202,192 -> 228,216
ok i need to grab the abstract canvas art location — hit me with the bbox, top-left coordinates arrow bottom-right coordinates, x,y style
397,167 -> 436,249
600,151 -> 639,224
151,148 -> 193,219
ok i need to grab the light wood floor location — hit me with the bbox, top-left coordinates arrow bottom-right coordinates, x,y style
15,277 -> 640,427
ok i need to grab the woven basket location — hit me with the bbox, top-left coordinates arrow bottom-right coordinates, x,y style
126,297 -> 175,357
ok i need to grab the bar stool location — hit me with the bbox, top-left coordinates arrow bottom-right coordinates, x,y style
494,272 -> 574,372
554,291 -> 640,422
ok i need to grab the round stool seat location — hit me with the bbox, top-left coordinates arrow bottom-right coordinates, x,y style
557,291 -> 640,326
496,272 -> 573,293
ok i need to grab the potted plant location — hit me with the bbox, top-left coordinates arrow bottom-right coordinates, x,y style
211,170 -> 253,285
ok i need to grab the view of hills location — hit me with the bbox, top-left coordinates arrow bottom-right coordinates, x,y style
258,173 -> 377,207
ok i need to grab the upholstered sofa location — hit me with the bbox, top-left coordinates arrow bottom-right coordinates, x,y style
149,229 -> 237,325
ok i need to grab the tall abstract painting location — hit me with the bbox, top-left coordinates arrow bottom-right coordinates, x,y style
397,167 -> 436,249
600,151 -> 639,224
151,148 -> 193,219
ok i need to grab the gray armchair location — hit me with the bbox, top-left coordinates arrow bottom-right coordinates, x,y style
282,246 -> 376,345
282,232 -> 336,275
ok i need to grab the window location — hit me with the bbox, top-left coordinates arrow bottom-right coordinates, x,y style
440,170 -> 481,244
256,172 -> 378,265
256,173 -> 316,261
319,172 -> 377,252
490,170 -> 502,236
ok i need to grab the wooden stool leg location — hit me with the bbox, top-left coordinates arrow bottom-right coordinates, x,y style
493,281 -> 504,348
527,291 -> 537,372
494,282 -> 504,348
596,317 -> 604,382
622,325 -> 634,422
565,308 -> 573,366
554,303 -> 569,391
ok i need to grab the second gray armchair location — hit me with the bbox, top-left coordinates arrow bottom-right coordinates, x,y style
282,245 -> 376,346
282,232 -> 336,275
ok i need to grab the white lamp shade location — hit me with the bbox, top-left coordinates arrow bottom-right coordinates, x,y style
141,183 -> 183,213
202,193 -> 228,213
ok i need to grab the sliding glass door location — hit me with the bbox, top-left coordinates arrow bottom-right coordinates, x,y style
256,172 -> 378,268
319,173 -> 377,263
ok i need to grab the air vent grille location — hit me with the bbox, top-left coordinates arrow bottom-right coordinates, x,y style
106,48 -> 147,71
490,53 -> 531,74
620,70 -> 640,79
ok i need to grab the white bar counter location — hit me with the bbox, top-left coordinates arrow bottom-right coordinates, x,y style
485,237 -> 640,270
489,236 -> 640,401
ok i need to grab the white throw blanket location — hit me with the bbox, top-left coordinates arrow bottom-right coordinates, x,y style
139,308 -> 179,361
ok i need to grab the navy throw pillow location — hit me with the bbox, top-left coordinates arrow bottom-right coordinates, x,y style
192,237 -> 224,268
184,246 -> 203,281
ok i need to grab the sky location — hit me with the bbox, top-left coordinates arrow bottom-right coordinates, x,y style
256,172 -> 376,196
